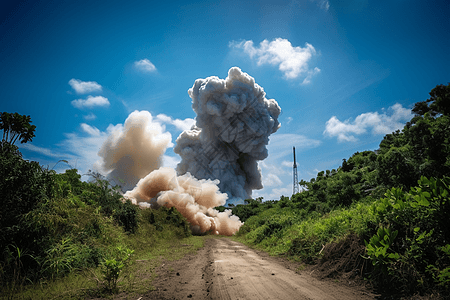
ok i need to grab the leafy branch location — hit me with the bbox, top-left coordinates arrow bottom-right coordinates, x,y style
0,112 -> 36,145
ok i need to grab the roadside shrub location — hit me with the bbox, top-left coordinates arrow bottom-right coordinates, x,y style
0,142 -> 55,282
288,236 -> 323,264
40,237 -> 100,278
114,200 -> 139,233
100,246 -> 134,293
81,173 -> 139,234
238,200 -> 377,260
365,176 -> 450,295
231,197 -> 266,222
141,207 -> 191,237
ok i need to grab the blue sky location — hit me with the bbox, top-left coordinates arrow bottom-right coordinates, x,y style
1,0 -> 449,201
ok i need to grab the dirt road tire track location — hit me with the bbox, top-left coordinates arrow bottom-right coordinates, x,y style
144,237 -> 377,299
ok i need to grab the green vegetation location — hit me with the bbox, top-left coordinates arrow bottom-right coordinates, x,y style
1,83 -> 449,298
0,114 -> 199,299
230,83 -> 450,297
1,112 -> 36,146
368,177 -> 450,292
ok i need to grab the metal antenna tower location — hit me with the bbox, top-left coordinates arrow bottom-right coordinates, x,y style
293,146 -> 299,194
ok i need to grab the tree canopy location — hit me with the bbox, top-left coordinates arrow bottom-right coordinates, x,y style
0,112 -> 36,145
378,83 -> 450,188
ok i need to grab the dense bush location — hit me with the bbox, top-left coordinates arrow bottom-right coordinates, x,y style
54,170 -> 140,234
0,142 -> 54,234
0,145 -> 141,287
141,206 -> 191,238
228,198 -> 275,222
366,176 -> 450,294
0,141 -> 55,279
237,200 -> 376,257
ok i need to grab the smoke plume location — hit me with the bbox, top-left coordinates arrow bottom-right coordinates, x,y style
124,167 -> 242,235
98,67 -> 280,235
174,67 -> 281,204
98,110 -> 172,191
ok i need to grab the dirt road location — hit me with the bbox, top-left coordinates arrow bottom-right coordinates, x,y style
144,237 -> 377,299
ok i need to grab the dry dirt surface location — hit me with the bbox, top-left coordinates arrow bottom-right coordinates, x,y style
143,237 -> 378,300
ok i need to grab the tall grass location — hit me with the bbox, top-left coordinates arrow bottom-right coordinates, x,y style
237,200 -> 377,260
1,206 -> 204,300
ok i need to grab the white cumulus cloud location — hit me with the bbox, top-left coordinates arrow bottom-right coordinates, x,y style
268,184 -> 292,200
302,67 -> 321,85
230,38 -> 320,82
83,113 -> 97,120
134,59 -> 157,72
80,123 -> 101,136
71,95 -> 110,109
281,160 -> 293,168
69,79 -> 102,94
324,103 -> 412,142
264,173 -> 283,187
156,113 -> 195,132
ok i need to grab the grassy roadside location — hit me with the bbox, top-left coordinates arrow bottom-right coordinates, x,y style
234,200 -> 376,259
233,177 -> 450,298
3,221 -> 204,300
231,201 -> 376,288
0,147 -> 206,300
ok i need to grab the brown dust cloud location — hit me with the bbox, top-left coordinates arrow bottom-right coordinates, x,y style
98,67 -> 281,235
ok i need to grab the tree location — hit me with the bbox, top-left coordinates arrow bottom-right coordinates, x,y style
376,83 -> 450,188
411,83 -> 450,118
0,139 -> 55,261
0,112 -> 36,145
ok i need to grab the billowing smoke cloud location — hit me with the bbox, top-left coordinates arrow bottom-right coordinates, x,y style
174,67 -> 281,204
97,109 -> 244,235
98,110 -> 172,191
98,67 -> 280,235
124,167 -> 242,236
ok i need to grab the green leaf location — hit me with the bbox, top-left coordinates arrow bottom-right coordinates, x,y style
440,244 -> 450,255
388,253 -> 400,260
391,230 -> 398,240
419,196 -> 430,206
